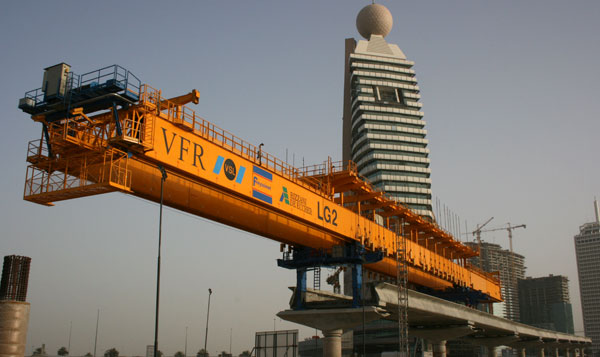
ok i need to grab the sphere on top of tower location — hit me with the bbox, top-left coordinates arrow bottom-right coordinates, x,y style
356,3 -> 393,39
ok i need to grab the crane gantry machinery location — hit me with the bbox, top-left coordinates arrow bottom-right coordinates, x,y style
17,63 -> 502,306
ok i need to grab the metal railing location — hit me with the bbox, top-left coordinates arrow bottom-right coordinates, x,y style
23,147 -> 131,199
139,85 -> 334,196
78,64 -> 140,95
21,65 -> 141,109
26,139 -> 48,160
464,262 -> 501,285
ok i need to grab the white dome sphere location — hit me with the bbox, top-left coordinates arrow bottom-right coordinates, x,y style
356,4 -> 393,39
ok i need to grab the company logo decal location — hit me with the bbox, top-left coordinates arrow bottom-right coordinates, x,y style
161,127 -> 205,169
213,156 -> 246,183
280,186 -> 312,214
252,166 -> 273,204
280,187 -> 290,204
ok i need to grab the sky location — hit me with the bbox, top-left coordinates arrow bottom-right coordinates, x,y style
1,0 -> 599,356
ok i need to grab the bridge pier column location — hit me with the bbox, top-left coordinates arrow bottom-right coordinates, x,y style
565,347 -> 570,357
520,348 -> 526,357
432,340 -> 446,357
322,329 -> 342,357
486,346 -> 498,357
423,340 -> 433,355
538,347 -> 545,357
554,347 -> 559,357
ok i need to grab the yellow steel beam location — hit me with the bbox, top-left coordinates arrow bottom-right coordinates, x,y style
22,84 -> 502,302
159,89 -> 200,107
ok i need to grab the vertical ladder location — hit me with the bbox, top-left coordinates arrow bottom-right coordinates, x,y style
396,219 -> 409,356
313,267 -> 321,290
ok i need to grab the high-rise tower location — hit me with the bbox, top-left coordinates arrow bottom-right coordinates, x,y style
465,241 -> 526,322
574,199 -> 600,356
342,4 -> 432,219
518,275 -> 574,334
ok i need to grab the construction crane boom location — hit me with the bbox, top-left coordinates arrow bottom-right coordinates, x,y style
471,217 -> 494,269
478,223 -> 526,255
18,64 -> 502,302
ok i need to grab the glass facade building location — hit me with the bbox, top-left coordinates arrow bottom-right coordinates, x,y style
574,201 -> 600,356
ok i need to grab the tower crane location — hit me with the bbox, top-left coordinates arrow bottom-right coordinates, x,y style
479,223 -> 526,256
471,217 -> 494,269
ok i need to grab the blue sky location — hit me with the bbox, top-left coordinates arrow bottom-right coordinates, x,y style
1,1 -> 599,355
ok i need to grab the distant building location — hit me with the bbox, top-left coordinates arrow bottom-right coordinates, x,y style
465,241 -> 526,321
342,3 -> 433,220
518,275 -> 574,334
574,200 -> 600,356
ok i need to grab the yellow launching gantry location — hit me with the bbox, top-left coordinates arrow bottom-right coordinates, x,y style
18,64 -> 501,305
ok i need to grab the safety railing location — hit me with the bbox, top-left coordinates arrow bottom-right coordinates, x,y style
20,65 -> 141,112
139,85 -> 332,195
26,139 -> 48,161
78,65 -> 141,96
299,160 -> 357,177
59,118 -> 108,151
120,116 -> 144,144
22,88 -> 45,106
464,262 -> 501,285
24,165 -> 81,197
105,149 -> 131,189
23,148 -> 131,201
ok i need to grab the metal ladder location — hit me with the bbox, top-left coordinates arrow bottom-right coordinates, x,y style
313,267 -> 321,290
396,219 -> 409,356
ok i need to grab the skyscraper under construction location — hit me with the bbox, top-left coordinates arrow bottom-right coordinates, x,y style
465,241 -> 526,322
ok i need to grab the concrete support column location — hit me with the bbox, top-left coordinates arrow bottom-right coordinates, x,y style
322,329 -> 343,357
424,340 -> 433,355
432,340 -> 446,357
486,346 -> 498,357
520,348 -> 527,357
0,301 -> 30,357
565,348 -> 570,357
554,347 -> 559,357
538,347 -> 545,357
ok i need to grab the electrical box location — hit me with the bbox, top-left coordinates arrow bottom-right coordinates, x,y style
18,97 -> 35,112
42,63 -> 70,101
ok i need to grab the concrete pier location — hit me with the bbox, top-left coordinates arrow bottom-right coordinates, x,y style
279,284 -> 591,357
0,301 -> 30,357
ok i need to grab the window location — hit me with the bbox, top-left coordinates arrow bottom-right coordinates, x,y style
373,86 -> 406,105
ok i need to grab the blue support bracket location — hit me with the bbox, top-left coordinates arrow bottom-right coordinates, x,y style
112,102 -> 122,136
42,124 -> 52,158
277,243 -> 383,310
295,268 -> 307,310
351,263 -> 362,308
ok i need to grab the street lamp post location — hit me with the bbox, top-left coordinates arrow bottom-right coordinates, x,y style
154,165 -> 168,357
204,288 -> 213,356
